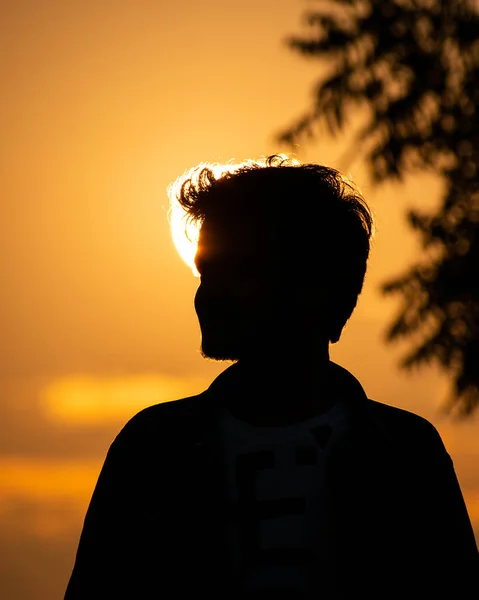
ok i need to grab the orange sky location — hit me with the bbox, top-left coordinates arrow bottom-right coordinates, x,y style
2,1 -> 478,598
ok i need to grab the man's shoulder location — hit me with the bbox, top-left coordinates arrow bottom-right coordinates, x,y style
131,391 -> 211,423
368,398 -> 432,424
113,392 -> 211,447
366,398 -> 446,450
137,392 -> 210,419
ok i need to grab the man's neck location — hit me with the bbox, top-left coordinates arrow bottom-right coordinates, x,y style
226,346 -> 333,426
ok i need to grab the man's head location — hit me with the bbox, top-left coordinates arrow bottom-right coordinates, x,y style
169,155 -> 373,361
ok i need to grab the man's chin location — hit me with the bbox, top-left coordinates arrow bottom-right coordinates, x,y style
199,323 -> 265,361
198,323 -> 242,361
199,342 -> 240,361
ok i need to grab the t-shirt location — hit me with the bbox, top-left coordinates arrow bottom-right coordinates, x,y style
216,395 -> 351,599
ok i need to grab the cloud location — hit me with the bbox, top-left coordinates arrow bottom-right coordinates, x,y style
0,371 -> 215,460
0,453 -> 103,596
0,495 -> 81,600
41,372 -> 209,425
0,457 -> 100,505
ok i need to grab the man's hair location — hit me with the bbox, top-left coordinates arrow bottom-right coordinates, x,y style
169,154 -> 374,343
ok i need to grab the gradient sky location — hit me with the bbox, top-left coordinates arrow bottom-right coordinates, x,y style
2,1 -> 478,598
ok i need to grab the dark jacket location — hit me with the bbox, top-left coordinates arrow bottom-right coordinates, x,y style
65,361 -> 479,599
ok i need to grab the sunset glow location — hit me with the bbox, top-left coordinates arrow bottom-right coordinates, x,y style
166,155 -> 301,274
41,374 -> 208,424
167,161 -> 240,276
0,458 -> 101,504
168,196 -> 201,277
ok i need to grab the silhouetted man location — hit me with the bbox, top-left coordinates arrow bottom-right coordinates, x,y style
65,155 -> 479,599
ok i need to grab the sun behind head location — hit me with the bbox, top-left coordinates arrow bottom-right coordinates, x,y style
167,154 -> 300,276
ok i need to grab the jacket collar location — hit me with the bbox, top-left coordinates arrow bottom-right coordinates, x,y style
194,359 -> 391,449
205,359 -> 369,414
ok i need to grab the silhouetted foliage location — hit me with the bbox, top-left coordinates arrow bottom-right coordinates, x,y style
278,0 -> 479,415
